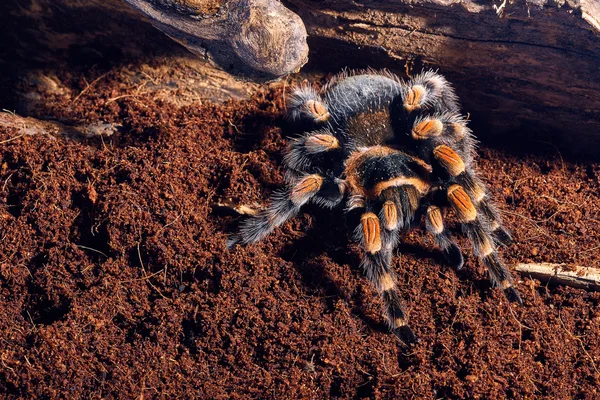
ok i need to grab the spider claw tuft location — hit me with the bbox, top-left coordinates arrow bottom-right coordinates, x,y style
494,227 -> 514,246
225,234 -> 242,249
393,325 -> 418,346
445,243 -> 464,270
504,287 -> 523,305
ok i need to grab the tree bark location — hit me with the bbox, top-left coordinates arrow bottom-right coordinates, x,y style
284,0 -> 600,158
1,0 -> 600,158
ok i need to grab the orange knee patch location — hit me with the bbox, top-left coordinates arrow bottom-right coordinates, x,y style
290,175 -> 323,205
406,186 -> 421,211
448,185 -> 477,222
412,119 -> 443,140
426,206 -> 444,234
305,134 -> 339,153
404,85 -> 426,112
379,272 -> 395,292
305,99 -> 330,122
382,201 -> 398,230
361,212 -> 382,253
477,235 -> 494,257
433,145 -> 465,176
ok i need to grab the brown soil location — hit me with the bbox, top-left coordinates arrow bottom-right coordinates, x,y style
1,64 -> 600,399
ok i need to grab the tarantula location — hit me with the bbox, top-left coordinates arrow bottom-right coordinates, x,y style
227,70 -> 521,344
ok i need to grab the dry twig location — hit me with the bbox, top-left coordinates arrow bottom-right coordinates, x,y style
515,262 -> 600,291
213,201 -> 259,216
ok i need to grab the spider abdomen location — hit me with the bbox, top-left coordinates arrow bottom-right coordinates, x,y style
344,147 -> 430,199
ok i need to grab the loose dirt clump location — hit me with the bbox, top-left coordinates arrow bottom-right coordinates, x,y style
1,65 -> 599,398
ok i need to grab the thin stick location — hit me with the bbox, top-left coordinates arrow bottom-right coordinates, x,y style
515,262 -> 600,291
76,245 -> 108,258
136,242 -> 167,299
73,72 -> 110,102
558,309 -> 599,374
0,133 -> 25,145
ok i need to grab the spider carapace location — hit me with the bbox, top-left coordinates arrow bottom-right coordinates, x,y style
228,71 -> 521,344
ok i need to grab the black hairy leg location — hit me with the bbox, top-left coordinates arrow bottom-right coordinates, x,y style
356,214 -> 416,344
227,174 -> 344,248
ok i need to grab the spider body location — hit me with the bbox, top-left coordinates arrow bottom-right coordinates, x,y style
228,70 -> 521,344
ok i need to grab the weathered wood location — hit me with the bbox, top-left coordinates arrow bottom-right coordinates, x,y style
0,0 -> 261,110
1,0 -> 600,157
284,0 -> 600,158
0,111 -> 120,140
123,0 -> 308,81
515,262 -> 600,291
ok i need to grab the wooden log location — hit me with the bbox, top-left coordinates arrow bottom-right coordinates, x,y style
0,0 -> 261,111
122,0 -> 309,81
515,263 -> 600,291
2,0 -> 600,157
284,0 -> 600,158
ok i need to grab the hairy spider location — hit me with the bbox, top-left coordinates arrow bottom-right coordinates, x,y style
227,70 -> 521,344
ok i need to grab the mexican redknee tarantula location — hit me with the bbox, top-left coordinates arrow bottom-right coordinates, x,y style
227,70 -> 521,344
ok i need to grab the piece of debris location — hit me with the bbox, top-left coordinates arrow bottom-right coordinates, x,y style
81,122 -> 120,138
213,201 -> 260,216
87,184 -> 98,205
0,111 -> 119,140
515,262 -> 600,291
304,354 -> 316,373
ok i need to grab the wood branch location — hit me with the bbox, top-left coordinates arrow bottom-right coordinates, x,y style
123,0 -> 309,81
213,201 -> 260,216
515,263 -> 600,291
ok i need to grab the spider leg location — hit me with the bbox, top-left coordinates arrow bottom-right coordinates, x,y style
424,204 -> 464,270
230,127 -> 347,249
355,208 -> 416,345
287,86 -> 330,123
467,180 -> 513,246
350,181 -> 427,344
433,144 -> 513,246
403,70 -> 460,114
446,184 -> 522,303
227,173 -> 343,248
283,130 -> 341,177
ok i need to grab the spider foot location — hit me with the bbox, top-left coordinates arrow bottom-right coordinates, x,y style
503,287 -> 523,305
225,234 -> 242,249
493,227 -> 514,246
444,243 -> 464,270
393,325 -> 418,346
